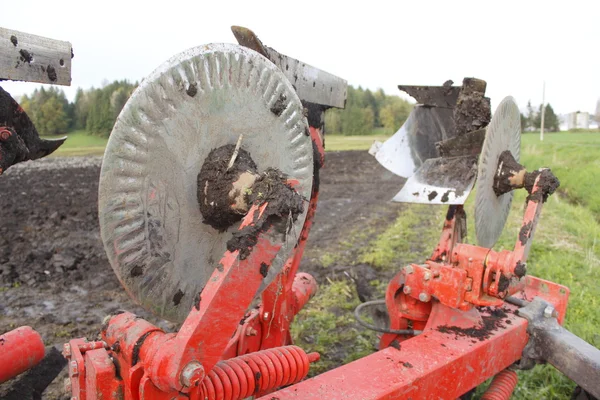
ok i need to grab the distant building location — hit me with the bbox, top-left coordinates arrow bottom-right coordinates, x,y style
566,111 -> 590,130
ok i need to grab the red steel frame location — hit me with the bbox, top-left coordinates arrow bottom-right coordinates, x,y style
64,136 -> 571,399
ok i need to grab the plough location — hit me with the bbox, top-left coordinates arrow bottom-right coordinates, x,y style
1,26 -> 599,400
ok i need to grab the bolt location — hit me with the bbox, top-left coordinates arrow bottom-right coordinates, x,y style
0,130 -> 10,141
544,306 -> 558,319
70,360 -> 78,377
404,265 -> 414,275
403,286 -> 412,295
423,272 -> 432,281
181,361 -> 205,388
63,343 -> 71,358
419,293 -> 430,302
263,312 -> 270,321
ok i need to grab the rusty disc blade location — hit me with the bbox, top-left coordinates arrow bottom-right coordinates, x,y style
98,43 -> 313,322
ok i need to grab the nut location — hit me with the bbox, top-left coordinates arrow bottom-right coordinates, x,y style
403,286 -> 412,295
423,272 -> 432,281
419,293 -> 430,302
63,343 -> 71,358
544,305 -> 558,319
181,361 -> 205,388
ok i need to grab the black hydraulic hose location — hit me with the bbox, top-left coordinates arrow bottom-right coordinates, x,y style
354,299 -> 422,336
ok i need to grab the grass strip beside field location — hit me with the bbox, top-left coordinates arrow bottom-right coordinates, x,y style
42,130 -> 108,157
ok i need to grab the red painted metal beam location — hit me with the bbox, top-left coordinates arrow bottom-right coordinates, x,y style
265,304 -> 529,400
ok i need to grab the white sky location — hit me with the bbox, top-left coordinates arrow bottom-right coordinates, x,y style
2,0 -> 599,115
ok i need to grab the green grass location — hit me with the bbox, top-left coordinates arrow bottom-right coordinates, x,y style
42,130 -> 108,157
326,134 -> 390,152
521,132 -> 600,219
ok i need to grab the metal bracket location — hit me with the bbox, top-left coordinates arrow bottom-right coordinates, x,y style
518,297 -> 600,398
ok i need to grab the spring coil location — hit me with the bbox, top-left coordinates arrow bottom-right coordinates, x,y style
481,369 -> 519,400
198,345 -> 319,400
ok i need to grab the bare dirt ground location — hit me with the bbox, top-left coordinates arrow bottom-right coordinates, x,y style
0,151 -> 406,399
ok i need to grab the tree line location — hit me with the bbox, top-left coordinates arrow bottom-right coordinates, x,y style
325,86 -> 412,135
20,81 -> 137,137
20,83 -> 413,137
520,101 -> 560,132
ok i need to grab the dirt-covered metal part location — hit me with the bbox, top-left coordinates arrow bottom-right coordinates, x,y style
385,78 -> 491,204
452,78 -> 491,136
397,80 -> 460,108
232,26 -> 347,109
493,150 -> 560,203
518,298 -> 600,398
98,43 -> 313,323
1,28 -> 72,86
0,87 -> 65,174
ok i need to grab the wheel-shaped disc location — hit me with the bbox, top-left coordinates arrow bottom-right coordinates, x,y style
98,43 -> 313,323
475,96 -> 521,248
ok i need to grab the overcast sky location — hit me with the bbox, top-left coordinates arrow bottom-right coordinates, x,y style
2,0 -> 599,114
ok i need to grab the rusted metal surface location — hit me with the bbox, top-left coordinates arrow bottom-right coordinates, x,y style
231,26 -> 347,109
0,326 -> 45,384
0,27 -> 72,86
0,87 -> 65,174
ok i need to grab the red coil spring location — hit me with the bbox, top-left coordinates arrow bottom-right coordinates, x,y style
198,345 -> 319,400
481,369 -> 519,400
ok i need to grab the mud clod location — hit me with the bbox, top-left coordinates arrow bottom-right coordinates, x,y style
441,191 -> 450,203
19,49 -> 33,63
10,35 -> 18,46
227,168 -> 304,260
193,289 -> 203,311
519,221 -> 532,245
47,65 -> 57,82
197,144 -> 258,231
524,169 -> 560,203
270,93 -> 287,116
172,289 -> 184,306
428,191 -> 438,201
259,262 -> 269,278
437,308 -> 507,341
498,275 -> 510,293
130,265 -> 143,277
402,361 -> 413,368
453,78 -> 491,135
186,83 -> 198,97
514,262 -> 527,278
